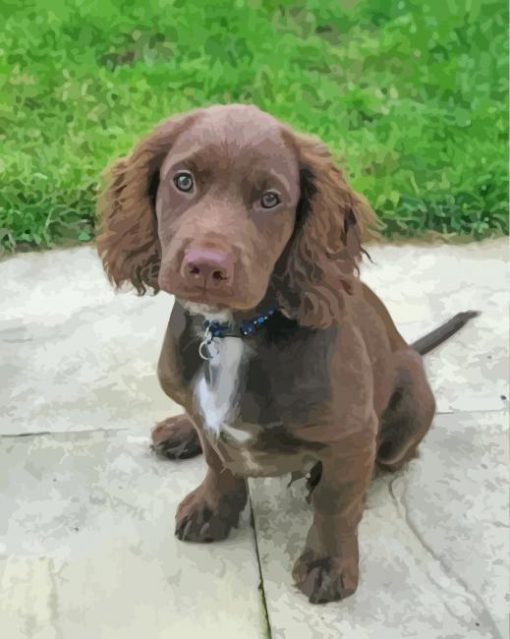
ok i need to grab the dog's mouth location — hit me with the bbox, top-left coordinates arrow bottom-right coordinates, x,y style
158,265 -> 269,313
177,298 -> 231,317
167,286 -> 259,313
176,293 -> 232,314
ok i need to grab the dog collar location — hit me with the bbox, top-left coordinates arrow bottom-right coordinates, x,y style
199,307 -> 277,360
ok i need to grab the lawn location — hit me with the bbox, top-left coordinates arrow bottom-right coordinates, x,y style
0,0 -> 507,251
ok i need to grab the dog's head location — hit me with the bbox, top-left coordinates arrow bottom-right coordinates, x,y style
97,104 -> 374,327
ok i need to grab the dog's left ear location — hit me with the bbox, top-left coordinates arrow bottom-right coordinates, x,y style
274,131 -> 376,328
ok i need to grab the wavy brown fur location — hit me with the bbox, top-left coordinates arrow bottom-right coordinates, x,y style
274,130 -> 376,328
96,113 -> 199,294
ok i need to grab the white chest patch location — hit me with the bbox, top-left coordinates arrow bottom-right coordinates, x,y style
193,337 -> 247,437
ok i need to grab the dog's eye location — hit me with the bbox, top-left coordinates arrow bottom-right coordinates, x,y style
174,171 -> 194,193
261,191 -> 280,209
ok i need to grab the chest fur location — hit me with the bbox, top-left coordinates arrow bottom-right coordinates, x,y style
193,337 -> 249,438
188,325 -> 339,476
192,337 -> 320,476
193,346 -> 333,455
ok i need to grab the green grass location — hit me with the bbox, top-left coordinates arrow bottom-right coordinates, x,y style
0,0 -> 507,250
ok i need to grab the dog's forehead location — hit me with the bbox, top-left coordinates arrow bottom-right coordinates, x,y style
199,103 -> 281,137
169,105 -> 296,169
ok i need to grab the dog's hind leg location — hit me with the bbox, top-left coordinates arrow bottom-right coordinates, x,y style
376,348 -> 435,472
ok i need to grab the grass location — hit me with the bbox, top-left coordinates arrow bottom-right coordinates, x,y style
0,0 -> 508,251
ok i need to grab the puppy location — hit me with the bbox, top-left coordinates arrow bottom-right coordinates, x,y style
97,104 -> 477,603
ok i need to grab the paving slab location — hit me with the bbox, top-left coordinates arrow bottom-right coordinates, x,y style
362,239 -> 509,414
0,431 -> 264,639
1,242 -> 507,436
249,410 -> 508,639
0,247 -> 180,435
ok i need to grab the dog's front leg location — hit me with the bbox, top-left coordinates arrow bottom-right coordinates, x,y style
175,432 -> 247,542
293,431 -> 376,604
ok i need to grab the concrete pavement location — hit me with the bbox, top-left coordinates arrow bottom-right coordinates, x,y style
0,239 -> 508,638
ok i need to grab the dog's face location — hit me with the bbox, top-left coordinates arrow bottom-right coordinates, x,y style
155,106 -> 300,310
97,104 -> 373,326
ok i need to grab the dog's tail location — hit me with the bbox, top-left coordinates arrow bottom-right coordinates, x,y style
411,311 -> 480,355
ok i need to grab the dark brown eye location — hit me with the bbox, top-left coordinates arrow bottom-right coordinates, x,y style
174,171 -> 194,192
261,191 -> 280,209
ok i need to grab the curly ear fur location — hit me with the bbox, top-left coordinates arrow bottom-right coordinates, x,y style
96,113 -> 197,294
275,131 -> 376,328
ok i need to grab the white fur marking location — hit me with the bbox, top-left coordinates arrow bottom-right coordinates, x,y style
222,422 -> 254,444
239,449 -> 263,473
194,337 -> 246,436
179,299 -> 232,322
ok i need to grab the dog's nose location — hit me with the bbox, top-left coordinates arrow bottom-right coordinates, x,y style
181,247 -> 234,288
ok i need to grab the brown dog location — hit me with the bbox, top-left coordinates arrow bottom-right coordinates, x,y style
96,104 -> 477,604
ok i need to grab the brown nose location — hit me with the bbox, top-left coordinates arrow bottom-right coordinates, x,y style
181,247 -> 234,288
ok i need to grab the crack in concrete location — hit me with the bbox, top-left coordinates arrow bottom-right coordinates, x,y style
388,475 -> 503,639
435,407 -> 508,416
1,427 -> 128,439
248,491 -> 272,639
2,408 -> 505,442
48,559 -> 65,639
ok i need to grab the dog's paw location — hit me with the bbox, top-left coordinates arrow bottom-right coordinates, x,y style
175,482 -> 247,543
151,415 -> 202,460
292,550 -> 358,604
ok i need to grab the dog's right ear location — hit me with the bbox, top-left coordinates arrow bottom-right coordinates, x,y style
96,113 -> 197,294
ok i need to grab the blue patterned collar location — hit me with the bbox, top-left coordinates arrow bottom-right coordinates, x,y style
199,307 -> 277,359
204,307 -> 277,337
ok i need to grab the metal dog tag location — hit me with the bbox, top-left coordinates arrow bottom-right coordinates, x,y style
198,329 -> 219,361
